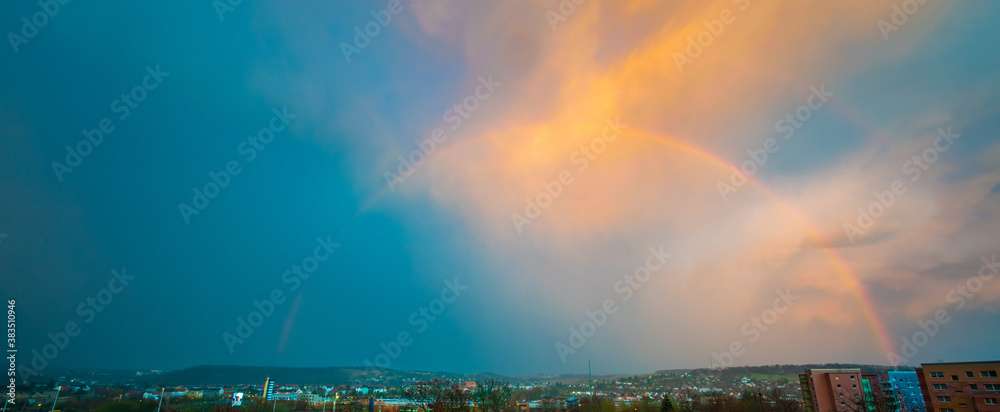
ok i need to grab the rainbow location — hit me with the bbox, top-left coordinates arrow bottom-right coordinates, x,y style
624,127 -> 894,357
354,125 -> 895,358
276,292 -> 304,355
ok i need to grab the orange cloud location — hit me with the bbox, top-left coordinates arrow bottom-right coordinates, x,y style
371,0 -> 994,365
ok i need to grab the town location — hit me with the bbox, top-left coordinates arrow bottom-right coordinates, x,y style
6,360 -> 997,412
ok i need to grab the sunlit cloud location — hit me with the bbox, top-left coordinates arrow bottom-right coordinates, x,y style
260,0 -> 997,369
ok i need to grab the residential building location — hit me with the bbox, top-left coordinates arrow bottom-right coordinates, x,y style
272,393 -> 299,401
800,368 -> 866,412
861,372 -> 892,411
916,361 -> 1000,412
888,370 -> 926,412
264,377 -> 276,401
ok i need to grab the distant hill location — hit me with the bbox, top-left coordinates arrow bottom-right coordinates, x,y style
137,365 -> 519,386
517,372 -> 663,384
653,369 -> 695,375
683,364 -> 915,380
344,367 -> 517,383
139,365 -> 351,386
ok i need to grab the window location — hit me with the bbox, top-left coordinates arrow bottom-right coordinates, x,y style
938,396 -> 951,402
851,376 -> 856,380
935,384 -> 947,390
967,372 -> 975,378
952,375 -> 960,381
931,372 -> 945,378
985,384 -> 999,391
986,399 -> 998,406
971,384 -> 979,391
838,385 -> 842,388
941,409 -> 954,412
853,385 -> 857,388
983,371 -> 999,378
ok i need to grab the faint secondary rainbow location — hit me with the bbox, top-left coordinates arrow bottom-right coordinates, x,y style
356,125 -> 895,358
276,292 -> 304,355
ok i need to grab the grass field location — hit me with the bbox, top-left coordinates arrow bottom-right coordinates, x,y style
745,373 -> 799,382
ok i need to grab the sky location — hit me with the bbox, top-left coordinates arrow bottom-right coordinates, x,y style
1,0 -> 999,378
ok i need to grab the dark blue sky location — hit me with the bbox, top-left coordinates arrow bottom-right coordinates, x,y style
1,1 -> 496,377
2,1 -> 999,378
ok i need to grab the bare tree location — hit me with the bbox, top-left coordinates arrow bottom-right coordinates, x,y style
699,393 -> 739,412
620,397 -> 658,412
579,397 -> 615,412
404,380 -> 471,412
740,391 -> 767,412
473,380 -> 515,412
404,380 -> 441,411
846,392 -> 898,412
540,397 -> 558,412
676,389 -> 701,412
766,388 -> 800,412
